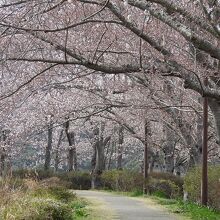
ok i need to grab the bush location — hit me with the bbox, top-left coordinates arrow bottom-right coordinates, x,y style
1,197 -> 74,220
184,165 -> 220,210
12,169 -> 92,190
101,169 -> 144,192
150,172 -> 183,191
31,186 -> 76,203
148,178 -> 181,199
12,168 -> 55,180
0,177 -> 25,191
148,172 -> 183,199
58,171 -> 91,190
39,177 -> 71,189
101,170 -> 183,198
70,200 -> 89,218
0,178 -> 87,220
28,198 -> 74,220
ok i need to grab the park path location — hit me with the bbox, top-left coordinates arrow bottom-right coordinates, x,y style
75,190 -> 180,220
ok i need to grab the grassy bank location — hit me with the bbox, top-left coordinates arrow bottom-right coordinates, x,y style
0,177 -> 88,220
152,196 -> 220,220
8,168 -> 220,220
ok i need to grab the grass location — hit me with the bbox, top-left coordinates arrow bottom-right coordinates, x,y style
71,199 -> 89,219
0,177 -> 89,220
0,177 -> 114,220
77,199 -> 116,220
2,175 -> 219,220
151,196 -> 220,220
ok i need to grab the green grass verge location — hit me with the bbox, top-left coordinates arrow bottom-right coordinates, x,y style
76,199 -> 116,220
151,196 -> 220,220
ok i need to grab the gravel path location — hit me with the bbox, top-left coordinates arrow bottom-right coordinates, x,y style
75,190 -> 179,220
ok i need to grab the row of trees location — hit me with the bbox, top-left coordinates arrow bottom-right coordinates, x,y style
0,0 -> 219,187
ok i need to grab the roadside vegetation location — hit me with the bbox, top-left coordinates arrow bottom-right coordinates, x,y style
100,168 -> 220,220
1,166 -> 219,220
0,176 -> 88,220
152,197 -> 220,220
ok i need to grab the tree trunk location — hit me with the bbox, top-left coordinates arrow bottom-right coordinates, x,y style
65,120 -> 77,171
91,127 -> 99,189
68,147 -> 74,172
163,123 -> 176,173
143,119 -> 149,194
91,124 -> 111,189
91,142 -> 97,171
107,139 -> 115,170
54,129 -> 63,172
44,121 -> 53,171
0,130 -> 9,177
188,98 -> 203,168
117,126 -> 124,170
0,148 -> 6,177
104,140 -> 111,170
162,80 -> 179,173
95,139 -> 105,173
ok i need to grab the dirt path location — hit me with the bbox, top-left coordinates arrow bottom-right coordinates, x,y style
75,190 -> 183,220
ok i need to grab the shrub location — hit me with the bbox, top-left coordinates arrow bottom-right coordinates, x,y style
0,178 -> 85,220
23,178 -> 38,190
31,186 -> 76,203
12,168 -> 55,180
184,165 -> 220,210
101,170 -> 183,197
150,172 -> 183,191
58,171 -> 91,190
1,198 -> 74,220
70,200 -> 89,218
39,177 -> 71,189
148,178 -> 181,199
101,169 -> 144,192
0,177 -> 26,191
35,169 -> 55,180
13,169 -> 92,190
29,198 -> 74,220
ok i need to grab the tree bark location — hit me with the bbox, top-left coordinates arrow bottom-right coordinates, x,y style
91,144 -> 97,171
117,126 -> 124,170
65,120 -> 77,171
54,129 -> 63,172
188,100 -> 203,167
91,127 -> 99,189
162,80 -> 176,173
0,148 -> 6,177
91,124 -> 111,189
143,119 -> 149,194
163,124 -> 176,173
107,139 -> 115,170
44,120 -> 53,171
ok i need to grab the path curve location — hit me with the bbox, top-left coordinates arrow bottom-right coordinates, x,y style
75,190 -> 179,220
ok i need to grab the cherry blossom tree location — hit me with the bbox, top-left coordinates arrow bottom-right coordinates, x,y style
0,0 -> 219,178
